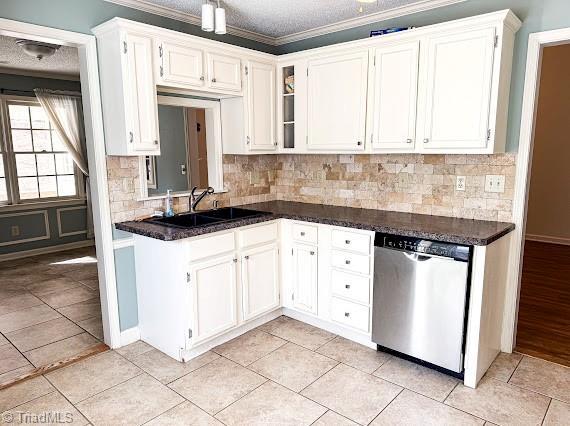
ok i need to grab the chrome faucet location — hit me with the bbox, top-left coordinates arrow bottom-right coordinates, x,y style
190,186 -> 215,212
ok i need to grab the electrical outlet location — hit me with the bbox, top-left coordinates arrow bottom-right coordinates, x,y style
456,176 -> 466,191
485,175 -> 505,193
11,225 -> 20,237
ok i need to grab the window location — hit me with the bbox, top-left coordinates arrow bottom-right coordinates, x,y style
0,98 -> 80,204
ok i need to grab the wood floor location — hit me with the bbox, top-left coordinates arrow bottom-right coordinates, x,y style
516,240 -> 570,367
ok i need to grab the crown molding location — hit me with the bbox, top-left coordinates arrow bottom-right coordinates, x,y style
104,0 -> 467,47
0,67 -> 80,81
103,0 -> 277,45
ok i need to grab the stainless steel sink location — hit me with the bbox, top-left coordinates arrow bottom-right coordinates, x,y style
145,207 -> 269,229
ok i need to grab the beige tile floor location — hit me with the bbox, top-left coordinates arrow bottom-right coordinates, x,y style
1,315 -> 569,425
0,247 -> 103,385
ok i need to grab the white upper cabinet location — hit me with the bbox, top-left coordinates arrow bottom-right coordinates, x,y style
307,51 -> 369,152
370,41 -> 419,151
418,28 -> 496,151
94,26 -> 160,156
157,39 -> 205,88
207,52 -> 242,92
246,60 -> 276,151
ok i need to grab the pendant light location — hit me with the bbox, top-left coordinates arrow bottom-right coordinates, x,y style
201,0 -> 214,32
215,0 -> 227,35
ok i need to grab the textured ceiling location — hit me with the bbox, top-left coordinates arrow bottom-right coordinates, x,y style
139,0 -> 428,38
0,35 -> 79,78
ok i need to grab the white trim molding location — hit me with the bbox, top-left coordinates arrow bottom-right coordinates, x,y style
113,237 -> 135,250
104,0 -> 466,46
56,205 -> 88,237
0,240 -> 94,263
119,326 -> 141,346
0,210 -> 50,246
503,27 -> 570,352
0,17 -> 122,349
525,234 -> 570,246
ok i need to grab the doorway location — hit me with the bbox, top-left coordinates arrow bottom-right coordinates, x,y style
515,43 -> 570,366
0,19 -> 117,387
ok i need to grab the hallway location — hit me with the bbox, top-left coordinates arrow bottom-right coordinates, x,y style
516,241 -> 570,367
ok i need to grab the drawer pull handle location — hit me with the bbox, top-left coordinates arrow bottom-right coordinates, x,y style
300,232 -> 305,236
344,312 -> 350,317
345,284 -> 351,289
345,240 -> 351,244
345,259 -> 351,265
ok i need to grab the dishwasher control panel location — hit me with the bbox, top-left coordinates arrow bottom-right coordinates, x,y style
374,234 -> 470,262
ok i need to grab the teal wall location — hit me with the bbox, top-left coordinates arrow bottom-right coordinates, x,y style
114,245 -> 138,330
149,105 -> 188,196
0,74 -> 90,257
276,0 -> 570,152
0,0 -> 275,54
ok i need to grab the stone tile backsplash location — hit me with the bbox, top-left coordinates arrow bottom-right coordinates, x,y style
107,153 -> 516,223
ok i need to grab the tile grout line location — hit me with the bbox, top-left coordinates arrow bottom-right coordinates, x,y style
540,398 -> 553,425
212,377 -> 270,418
366,387 -> 405,425
506,354 -> 525,382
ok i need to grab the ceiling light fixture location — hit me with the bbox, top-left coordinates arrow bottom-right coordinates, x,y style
201,0 -> 214,32
16,39 -> 61,60
215,0 -> 227,35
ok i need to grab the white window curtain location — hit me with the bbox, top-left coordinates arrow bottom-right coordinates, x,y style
34,88 -> 94,239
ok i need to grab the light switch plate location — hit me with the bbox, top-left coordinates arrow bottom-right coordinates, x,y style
456,176 -> 466,191
11,225 -> 20,237
485,175 -> 505,193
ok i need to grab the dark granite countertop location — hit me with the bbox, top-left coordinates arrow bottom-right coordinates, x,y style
115,200 -> 515,246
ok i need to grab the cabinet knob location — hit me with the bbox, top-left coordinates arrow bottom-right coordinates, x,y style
345,259 -> 351,265
357,141 -> 362,146
423,138 -> 429,144
211,78 -> 217,83
310,251 -> 315,255
244,255 -> 249,260
233,258 -> 238,263
200,76 -> 205,81
345,240 -> 351,245
406,138 -> 413,144
344,312 -> 350,317
300,232 -> 306,236
345,284 -> 351,289
153,140 -> 158,145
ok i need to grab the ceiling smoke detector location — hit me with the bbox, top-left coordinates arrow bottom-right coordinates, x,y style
16,39 -> 61,60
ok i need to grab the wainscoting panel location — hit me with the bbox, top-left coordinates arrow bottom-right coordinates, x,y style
0,210 -> 50,246
57,205 -> 88,237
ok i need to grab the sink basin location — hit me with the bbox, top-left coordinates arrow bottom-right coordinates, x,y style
200,207 -> 268,221
147,213 -> 222,228
145,207 -> 270,229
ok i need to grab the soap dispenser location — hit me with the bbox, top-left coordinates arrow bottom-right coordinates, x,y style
165,190 -> 174,217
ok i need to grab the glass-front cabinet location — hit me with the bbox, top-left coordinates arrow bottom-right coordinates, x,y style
277,60 -> 307,152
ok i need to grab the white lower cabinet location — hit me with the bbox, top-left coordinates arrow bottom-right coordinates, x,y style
189,254 -> 238,345
292,244 -> 318,315
241,243 -> 280,321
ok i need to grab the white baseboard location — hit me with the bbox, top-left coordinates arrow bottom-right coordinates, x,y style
119,326 -> 141,347
0,240 -> 95,263
525,234 -> 570,246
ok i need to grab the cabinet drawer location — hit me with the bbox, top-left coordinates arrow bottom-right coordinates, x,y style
331,297 -> 370,332
331,229 -> 371,254
331,270 -> 370,305
240,222 -> 278,248
292,223 -> 318,245
188,232 -> 235,262
331,250 -> 370,275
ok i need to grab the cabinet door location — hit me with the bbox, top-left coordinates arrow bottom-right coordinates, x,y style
307,51 -> 368,151
371,41 -> 419,150
292,244 -> 318,315
420,28 -> 496,150
124,32 -> 160,153
159,40 -> 205,88
246,60 -> 276,151
189,254 -> 238,344
207,52 -> 242,92
242,244 -> 280,321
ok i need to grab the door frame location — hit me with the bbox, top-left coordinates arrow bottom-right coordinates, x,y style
503,27 -> 570,352
0,18 -> 121,348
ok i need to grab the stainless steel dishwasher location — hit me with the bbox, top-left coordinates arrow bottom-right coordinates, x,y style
372,234 -> 471,375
